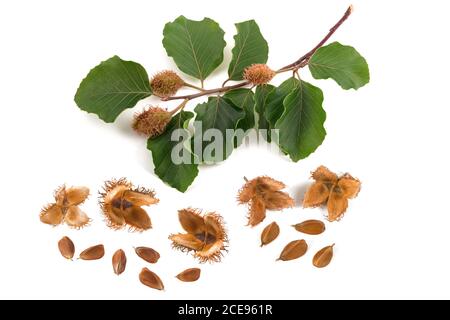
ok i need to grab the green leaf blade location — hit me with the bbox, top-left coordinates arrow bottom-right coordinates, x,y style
147,111 -> 198,192
193,97 -> 245,163
74,56 -> 152,123
265,77 -> 300,127
309,42 -> 369,90
228,20 -> 269,81
275,81 -> 326,162
222,88 -> 255,131
163,16 -> 226,81
255,84 -> 275,142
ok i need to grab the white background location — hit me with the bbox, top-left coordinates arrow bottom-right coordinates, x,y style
1,0 -> 449,300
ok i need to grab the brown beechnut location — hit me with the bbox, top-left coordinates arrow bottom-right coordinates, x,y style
139,268 -> 164,291
292,219 -> 326,235
176,268 -> 201,282
238,176 -> 294,226
58,236 -> 75,260
40,185 -> 90,228
99,178 -> 159,231
79,244 -> 105,260
313,244 -> 335,268
260,222 -> 280,247
169,208 -> 228,263
134,246 -> 160,264
277,239 -> 308,261
112,249 -> 127,275
303,166 -> 361,221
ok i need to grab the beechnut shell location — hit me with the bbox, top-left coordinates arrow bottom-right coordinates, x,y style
292,219 -> 326,235
260,222 -> 280,247
40,185 -> 90,228
139,268 -> 164,290
79,244 -> 105,260
135,246 -> 160,264
112,249 -> 127,275
99,178 -> 159,231
313,244 -> 335,268
238,176 -> 294,226
303,166 -> 361,221
58,236 -> 75,259
169,209 -> 228,263
176,268 -> 201,282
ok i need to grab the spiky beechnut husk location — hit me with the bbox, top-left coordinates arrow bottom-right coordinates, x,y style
150,70 -> 184,98
302,166 -> 361,221
169,208 -> 228,263
243,64 -> 276,85
238,176 -> 294,226
40,185 -> 90,228
132,106 -> 172,138
99,178 -> 159,231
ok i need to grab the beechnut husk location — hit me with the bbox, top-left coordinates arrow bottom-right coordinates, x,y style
40,185 -> 90,228
99,178 -> 159,231
169,209 -> 228,263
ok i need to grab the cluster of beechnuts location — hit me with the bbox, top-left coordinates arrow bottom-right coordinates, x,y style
238,166 -> 360,268
74,5 -> 369,193
57,236 -> 201,290
41,166 -> 360,291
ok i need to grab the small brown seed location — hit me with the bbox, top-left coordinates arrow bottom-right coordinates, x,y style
277,239 -> 308,261
260,222 -> 280,247
176,268 -> 201,282
313,244 -> 334,268
292,219 -> 326,235
139,267 -> 164,290
112,249 -> 126,275
79,244 -> 105,260
135,246 -> 160,263
58,236 -> 75,260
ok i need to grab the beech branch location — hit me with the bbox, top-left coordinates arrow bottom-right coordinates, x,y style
162,5 -> 353,103
162,81 -> 250,101
277,5 -> 353,72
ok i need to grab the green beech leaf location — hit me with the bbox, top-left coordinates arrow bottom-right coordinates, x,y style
255,84 -> 275,142
228,20 -> 268,80
163,16 -> 226,81
223,88 -> 255,147
222,88 -> 255,131
265,77 -> 300,128
193,97 -> 245,163
275,81 -> 326,161
309,42 -> 369,90
147,111 -> 198,192
74,56 -> 152,123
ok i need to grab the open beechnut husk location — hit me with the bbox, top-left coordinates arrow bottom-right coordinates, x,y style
169,208 -> 228,263
238,176 -> 294,226
303,166 -> 361,221
99,178 -> 159,231
40,185 -> 90,228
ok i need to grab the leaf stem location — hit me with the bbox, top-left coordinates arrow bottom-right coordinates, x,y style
222,78 -> 230,87
164,5 -> 353,102
169,98 -> 189,115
